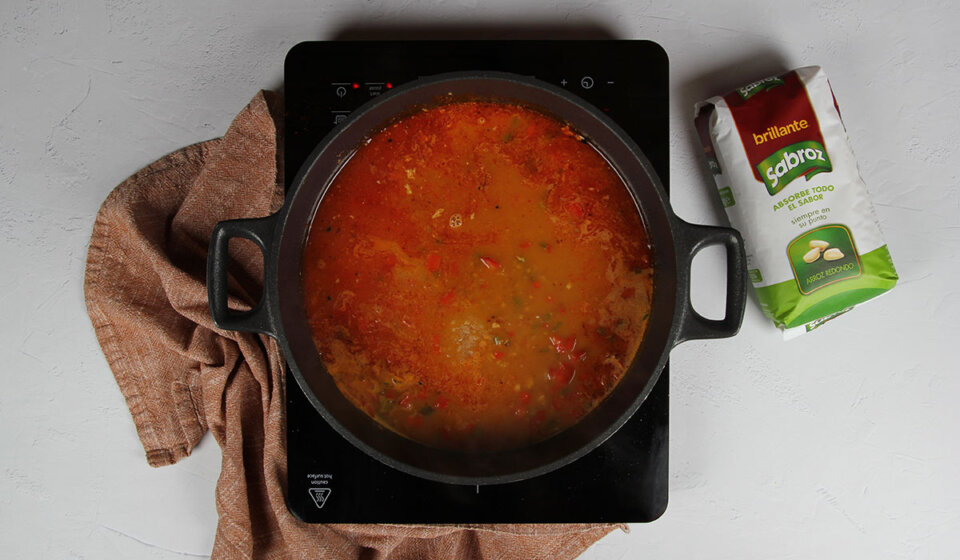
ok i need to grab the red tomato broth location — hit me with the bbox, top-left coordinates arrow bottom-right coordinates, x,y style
301,101 -> 654,452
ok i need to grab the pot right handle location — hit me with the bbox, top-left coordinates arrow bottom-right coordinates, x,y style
672,219 -> 747,345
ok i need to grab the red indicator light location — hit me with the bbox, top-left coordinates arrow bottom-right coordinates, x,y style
386,82 -> 393,89
352,83 -> 359,89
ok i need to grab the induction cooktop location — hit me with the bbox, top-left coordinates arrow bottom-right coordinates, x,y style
283,40 -> 668,523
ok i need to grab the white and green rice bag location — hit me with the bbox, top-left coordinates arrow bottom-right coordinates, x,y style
694,66 -> 898,339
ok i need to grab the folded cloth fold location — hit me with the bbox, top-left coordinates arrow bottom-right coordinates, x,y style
83,90 -> 621,559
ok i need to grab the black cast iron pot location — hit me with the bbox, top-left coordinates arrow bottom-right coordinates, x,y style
208,71 -> 747,485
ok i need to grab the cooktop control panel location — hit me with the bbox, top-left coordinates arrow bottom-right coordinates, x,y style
284,40 -> 668,194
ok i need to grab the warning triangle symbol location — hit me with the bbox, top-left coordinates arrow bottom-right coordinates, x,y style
308,487 -> 332,509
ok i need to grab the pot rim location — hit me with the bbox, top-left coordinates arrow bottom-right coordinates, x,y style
277,71 -> 677,484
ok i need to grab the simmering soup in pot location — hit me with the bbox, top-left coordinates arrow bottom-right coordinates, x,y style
301,101 -> 653,452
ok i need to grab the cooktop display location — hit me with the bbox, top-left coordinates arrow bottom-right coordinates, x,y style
284,40 -> 668,523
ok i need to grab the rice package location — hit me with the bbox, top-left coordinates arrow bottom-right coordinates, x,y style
694,66 -> 898,338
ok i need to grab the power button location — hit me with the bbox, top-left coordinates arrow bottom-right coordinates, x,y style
580,76 -> 594,89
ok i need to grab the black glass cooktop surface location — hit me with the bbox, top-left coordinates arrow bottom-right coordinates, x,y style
284,40 -> 668,523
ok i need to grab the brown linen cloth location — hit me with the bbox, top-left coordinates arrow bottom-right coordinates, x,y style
84,90 -> 622,559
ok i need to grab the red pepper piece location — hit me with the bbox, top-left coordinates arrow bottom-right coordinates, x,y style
382,253 -> 397,270
492,351 -> 504,360
439,289 -> 456,305
519,391 -> 531,405
434,396 -> 449,409
547,361 -> 575,389
398,393 -> 413,410
519,240 -> 531,249
570,349 -> 587,362
548,334 -> 577,354
479,256 -> 501,270
425,252 -> 441,273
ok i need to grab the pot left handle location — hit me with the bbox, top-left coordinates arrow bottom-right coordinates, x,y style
207,215 -> 279,336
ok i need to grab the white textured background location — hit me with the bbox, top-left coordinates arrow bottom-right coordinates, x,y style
1,1 -> 958,558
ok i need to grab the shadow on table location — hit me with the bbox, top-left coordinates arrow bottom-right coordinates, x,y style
676,50 -> 791,319
330,22 -> 618,41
